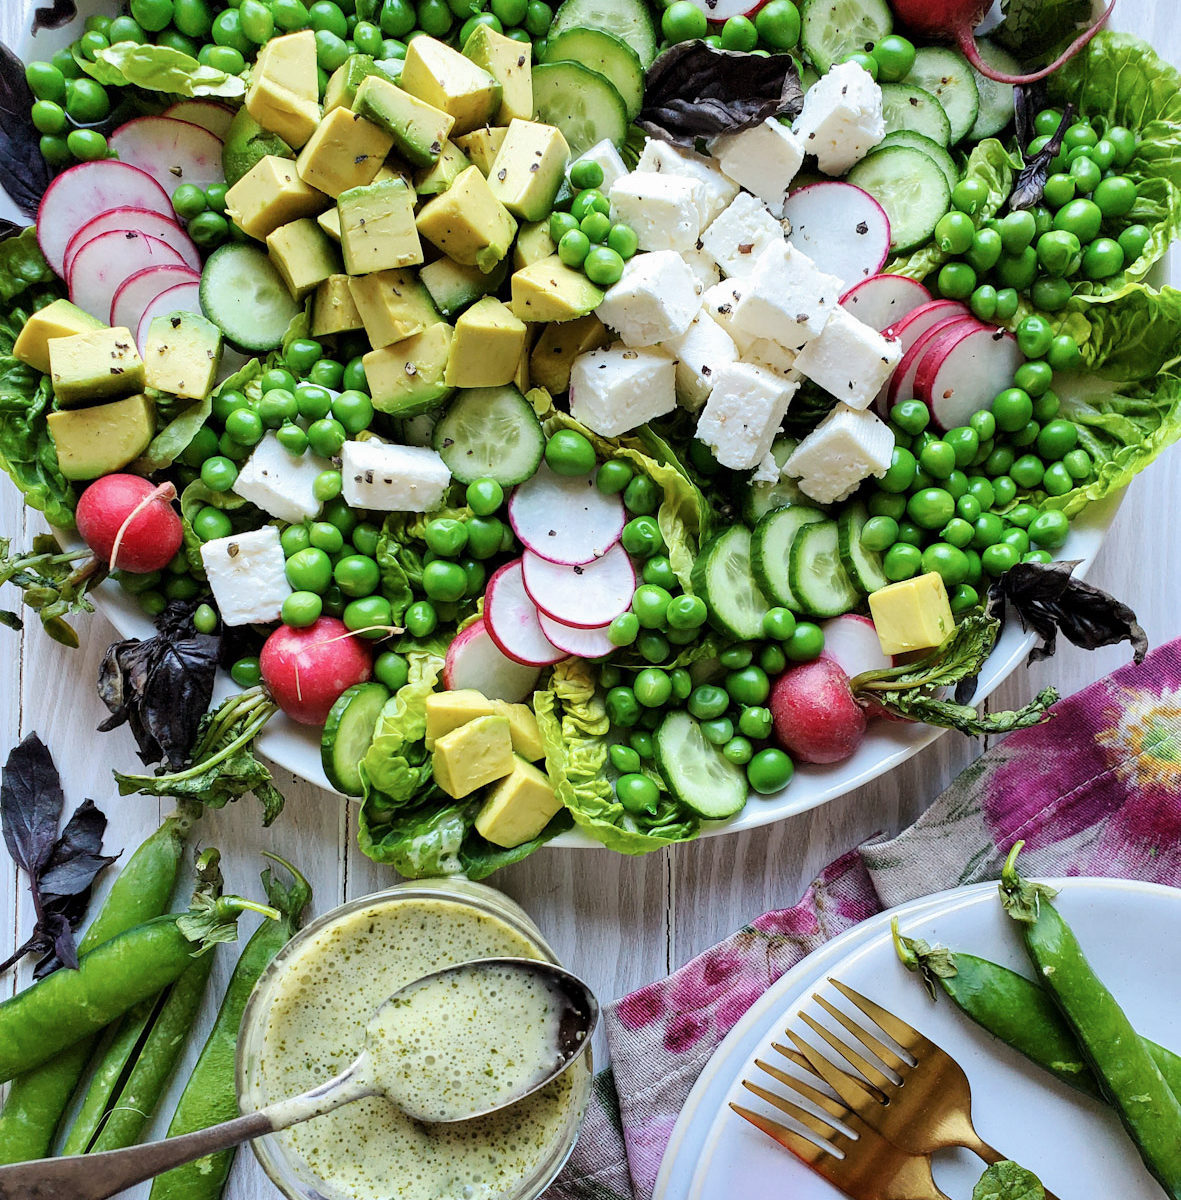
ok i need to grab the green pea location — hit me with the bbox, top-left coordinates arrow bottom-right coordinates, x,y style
981,542 -> 1019,576
701,717 -> 734,745
631,584 -> 672,629
463,477 -> 503,516
719,645 -> 753,669
860,515 -> 898,552
545,428 -> 596,475
1010,454 -> 1044,488
557,228 -> 590,267
738,706 -> 774,741
286,547 -> 333,593
596,459 -> 633,496
641,556 -> 676,590
895,520 -> 924,547
726,665 -> 770,706
972,512 -> 1005,549
637,630 -> 669,663
281,525 -> 312,557
402,600 -> 437,638
1015,314 -> 1052,359
890,400 -> 930,436
662,0 -> 706,42
197,44 -> 245,72
307,417 -> 346,457
239,0 -> 275,40
1069,154 -> 1102,195
965,228 -> 1003,274
948,583 -> 979,614
1082,237 -> 1125,281
630,668 -> 669,708
464,516 -> 504,559
421,559 -> 468,602
31,100 -> 66,135
758,644 -> 786,675
879,446 -> 917,494
1002,527 -> 1030,554
190,602 -> 218,634
623,475 -> 660,516
331,553 -> 379,597
995,247 -> 1038,291
937,261 -> 977,300
1011,419 -> 1041,449
276,423 -> 308,454
999,210 -> 1037,255
906,487 -> 955,530
841,50 -> 878,78
956,493 -> 982,523
992,386 -> 1033,434
1042,173 -> 1076,210
921,542 -> 969,586
200,456 -> 238,492
343,595 -> 392,637
1062,448 -> 1092,481
1029,509 -> 1070,549
918,440 -> 955,480
940,517 -> 973,549
584,246 -> 625,285
607,223 -> 639,260
25,61 -> 66,103
969,284 -> 998,322
994,288 -> 1020,322
754,0 -> 801,51
935,211 -> 975,255
180,426 -> 219,468
689,683 -> 729,721
610,608 -> 641,645
230,655 -> 262,687
280,590 -> 322,628
607,744 -> 640,776
951,176 -> 990,217
722,735 -> 753,765
192,505 -> 233,541
763,607 -> 796,641
1047,334 -> 1082,371
992,475 -> 1017,507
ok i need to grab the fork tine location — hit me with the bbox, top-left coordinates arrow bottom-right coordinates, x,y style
787,1028 -> 885,1108
773,1041 -> 890,1105
813,991 -> 908,1071
799,1011 -> 895,1092
742,1078 -> 843,1143
755,1056 -> 849,1122
729,1103 -> 830,1165
829,978 -> 932,1054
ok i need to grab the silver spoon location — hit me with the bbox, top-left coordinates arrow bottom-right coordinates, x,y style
0,957 -> 597,1200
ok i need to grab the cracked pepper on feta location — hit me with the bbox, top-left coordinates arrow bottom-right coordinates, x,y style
784,404 -> 895,504
569,345 -> 677,437
792,61 -> 886,177
710,117 -> 804,217
594,250 -> 699,348
700,191 -> 787,279
607,172 -> 704,252
232,432 -> 333,524
201,526 -> 291,626
695,362 -> 798,470
793,306 -> 902,408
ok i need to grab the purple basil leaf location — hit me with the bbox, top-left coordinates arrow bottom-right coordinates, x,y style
0,42 -> 54,218
1,732 -> 64,875
36,911 -> 78,977
33,0 -> 78,34
48,798 -> 107,862
38,851 -> 117,900
1009,104 -> 1074,212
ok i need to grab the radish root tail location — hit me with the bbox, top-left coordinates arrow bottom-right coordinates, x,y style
109,481 -> 177,573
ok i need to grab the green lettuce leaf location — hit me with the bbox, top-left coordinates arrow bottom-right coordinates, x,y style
178,480 -> 246,576
81,42 -> 246,98
994,0 -> 1090,60
1066,281 -> 1181,381
133,397 -> 210,474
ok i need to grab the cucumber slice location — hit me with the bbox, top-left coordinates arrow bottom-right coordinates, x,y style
690,525 -> 770,640
199,243 -> 301,353
549,0 -> 658,68
321,682 -> 391,796
742,437 -> 804,525
800,0 -> 892,73
751,504 -> 827,613
654,710 -> 748,819
969,40 -> 1019,141
543,29 -> 643,121
433,385 -> 545,485
878,130 -> 957,194
532,62 -> 628,156
879,82 -> 953,147
837,501 -> 888,595
788,519 -> 861,618
846,146 -> 952,253
908,47 -> 980,145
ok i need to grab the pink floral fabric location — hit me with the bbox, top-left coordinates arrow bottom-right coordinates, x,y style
548,638 -> 1181,1200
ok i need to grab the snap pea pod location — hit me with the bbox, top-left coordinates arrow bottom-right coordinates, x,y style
892,921 -> 1181,1102
0,808 -> 195,1164
1000,844 -> 1181,1198
149,855 -> 311,1200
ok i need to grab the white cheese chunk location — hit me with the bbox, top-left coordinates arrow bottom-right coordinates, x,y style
682,244 -> 722,295
568,139 -> 628,195
231,432 -> 332,524
636,137 -> 739,225
608,171 -> 703,252
200,526 -> 291,627
793,305 -> 902,408
783,403 -> 894,504
700,191 -> 786,279
752,450 -> 784,484
743,336 -> 799,380
569,345 -> 677,437
730,241 -> 843,350
340,439 -> 451,512
710,118 -> 805,217
701,279 -> 755,353
694,361 -> 798,470
792,61 -> 886,176
663,311 -> 738,412
595,251 -> 699,348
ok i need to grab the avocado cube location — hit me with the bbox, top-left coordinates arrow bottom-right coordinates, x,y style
245,30 -> 321,148
399,35 -> 502,136
445,296 -> 526,387
413,139 -> 472,197
12,299 -> 103,375
47,392 -> 155,481
348,268 -> 441,348
49,326 -> 145,407
463,25 -> 533,125
509,255 -> 603,323
225,154 -> 329,241
475,756 -> 561,847
353,74 -> 454,168
416,166 -> 517,273
529,313 -> 608,394
513,220 -> 556,271
513,334 -> 531,392
266,217 -> 342,300
419,255 -> 507,318
338,177 -> 422,274
295,106 -> 394,198
487,119 -> 569,222
500,703 -> 545,759
424,688 -> 499,747
144,312 -> 223,400
312,274 -> 365,337
455,126 -> 506,176
317,206 -> 341,242
432,713 -> 514,798
363,323 -> 454,415
323,53 -> 398,113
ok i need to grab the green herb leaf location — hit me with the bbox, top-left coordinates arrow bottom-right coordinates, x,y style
81,42 -> 246,98
999,842 -> 1060,925
132,396 -> 211,474
973,1161 -> 1046,1200
0,535 -> 105,647
995,0 -> 1091,60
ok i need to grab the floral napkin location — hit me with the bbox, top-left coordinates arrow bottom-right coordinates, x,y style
548,637 -> 1181,1200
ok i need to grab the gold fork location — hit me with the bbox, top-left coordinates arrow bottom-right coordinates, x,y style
731,1055 -> 951,1200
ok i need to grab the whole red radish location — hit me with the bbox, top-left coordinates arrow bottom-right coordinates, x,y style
260,617 -> 374,725
75,474 -> 183,574
769,658 -> 868,765
889,0 -> 1117,84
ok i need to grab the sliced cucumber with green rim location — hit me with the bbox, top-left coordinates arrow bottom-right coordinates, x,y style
691,525 -> 770,640
199,243 -> 301,353
751,504 -> 827,613
433,385 -> 545,485
879,82 -> 952,147
800,0 -> 892,73
549,0 -> 658,68
742,437 -> 805,525
908,47 -> 980,145
846,145 -> 952,253
788,519 -> 861,618
969,40 -> 1019,141
654,710 -> 748,819
878,130 -> 957,194
322,682 -> 390,796
837,502 -> 888,595
542,29 -> 643,121
532,62 -> 628,156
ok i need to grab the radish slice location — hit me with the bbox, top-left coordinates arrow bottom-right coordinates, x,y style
161,100 -> 234,141
442,618 -> 541,702
874,301 -> 971,415
68,231 -> 187,324
109,117 -> 224,194
885,315 -> 979,410
840,274 -> 932,333
111,265 -> 200,332
680,0 -> 758,17
64,208 -> 199,279
135,281 -> 203,353
508,464 -> 625,565
915,325 -> 1024,430
521,543 -> 635,629
485,560 -> 567,668
36,161 -> 173,277
821,614 -> 893,677
783,182 -> 891,287
537,613 -> 616,659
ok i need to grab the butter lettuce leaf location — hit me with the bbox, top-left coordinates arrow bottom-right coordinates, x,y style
1066,281 -> 1181,381
81,42 -> 246,98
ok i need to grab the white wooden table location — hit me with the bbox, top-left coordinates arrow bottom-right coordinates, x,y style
1,4 -> 1178,1194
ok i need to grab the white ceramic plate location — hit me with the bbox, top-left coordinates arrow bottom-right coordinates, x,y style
654,877 -> 1181,1200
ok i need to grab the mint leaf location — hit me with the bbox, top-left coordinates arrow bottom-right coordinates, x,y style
973,1160 -> 1046,1200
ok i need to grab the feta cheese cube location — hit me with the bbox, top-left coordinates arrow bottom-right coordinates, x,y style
568,139 -> 628,195
636,137 -> 739,225
752,450 -> 784,484
694,361 -> 798,470
663,311 -> 738,412
730,241 -> 843,350
744,336 -> 799,380
793,61 -> 886,176
701,279 -> 755,353
793,305 -> 902,408
682,244 -> 722,295
701,191 -> 786,279
232,432 -> 332,524
569,345 -> 677,436
783,403 -> 894,504
200,526 -> 291,627
608,171 -> 703,252
710,118 -> 804,217
340,439 -> 451,512
595,251 -> 699,347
